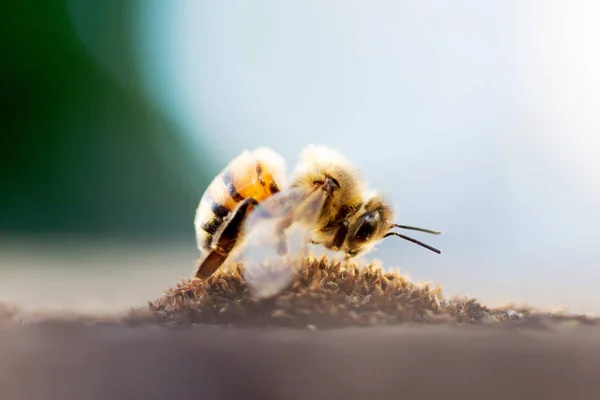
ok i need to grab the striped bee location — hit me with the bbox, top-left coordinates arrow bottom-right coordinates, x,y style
193,145 -> 442,290
193,148 -> 287,279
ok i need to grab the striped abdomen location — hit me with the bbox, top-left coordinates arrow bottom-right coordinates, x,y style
194,148 -> 286,254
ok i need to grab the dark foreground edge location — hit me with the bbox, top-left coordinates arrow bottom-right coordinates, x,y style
1,321 -> 600,400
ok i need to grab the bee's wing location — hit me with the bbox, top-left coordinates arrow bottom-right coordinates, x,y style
232,186 -> 328,298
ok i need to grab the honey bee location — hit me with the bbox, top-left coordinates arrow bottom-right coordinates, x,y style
193,145 -> 441,295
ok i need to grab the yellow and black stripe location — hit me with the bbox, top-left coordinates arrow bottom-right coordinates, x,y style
195,152 -> 282,254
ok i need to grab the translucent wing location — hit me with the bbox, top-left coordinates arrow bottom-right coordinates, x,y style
231,186 -> 328,298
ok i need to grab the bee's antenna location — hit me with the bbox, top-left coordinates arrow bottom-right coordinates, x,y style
391,224 -> 442,235
384,232 -> 441,254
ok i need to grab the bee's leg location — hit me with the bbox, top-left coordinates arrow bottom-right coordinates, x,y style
330,220 -> 349,252
273,188 -> 328,257
340,253 -> 354,271
194,197 -> 259,279
298,234 -> 311,257
193,251 -> 229,280
274,213 -> 294,256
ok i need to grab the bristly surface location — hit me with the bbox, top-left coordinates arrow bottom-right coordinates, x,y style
147,255 -> 597,329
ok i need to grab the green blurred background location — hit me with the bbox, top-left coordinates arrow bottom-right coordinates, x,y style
1,1 -> 212,241
2,0 -> 600,314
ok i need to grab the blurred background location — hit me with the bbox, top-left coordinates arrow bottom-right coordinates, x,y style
1,0 -> 599,314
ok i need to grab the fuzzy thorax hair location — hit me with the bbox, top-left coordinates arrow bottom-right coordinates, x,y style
290,145 -> 366,222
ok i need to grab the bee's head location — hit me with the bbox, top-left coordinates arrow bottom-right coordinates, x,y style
344,194 -> 393,257
344,193 -> 442,257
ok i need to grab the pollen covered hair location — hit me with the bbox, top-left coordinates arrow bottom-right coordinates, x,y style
290,144 -> 367,192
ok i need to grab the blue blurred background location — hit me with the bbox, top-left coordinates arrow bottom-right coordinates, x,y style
2,0 -> 599,314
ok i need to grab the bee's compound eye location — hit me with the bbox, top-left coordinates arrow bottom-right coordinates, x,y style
347,250 -> 358,257
354,212 -> 378,243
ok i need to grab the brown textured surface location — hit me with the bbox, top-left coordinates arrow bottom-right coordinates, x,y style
2,256 -> 600,400
148,255 -> 597,329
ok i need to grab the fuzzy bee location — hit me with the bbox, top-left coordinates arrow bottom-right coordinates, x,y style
193,144 -> 441,296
